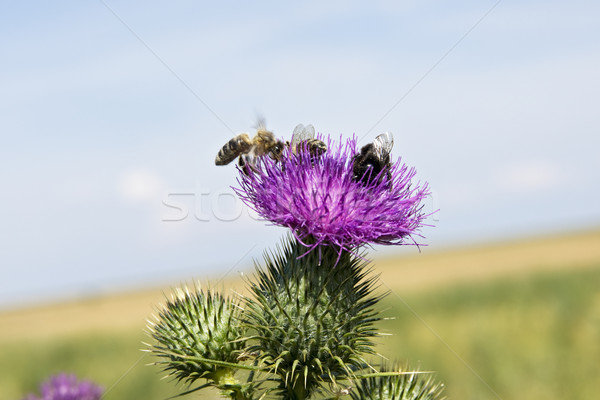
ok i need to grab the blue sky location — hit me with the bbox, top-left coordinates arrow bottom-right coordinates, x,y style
1,1 -> 599,308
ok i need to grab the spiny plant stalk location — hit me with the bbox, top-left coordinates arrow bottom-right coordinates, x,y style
243,237 -> 384,399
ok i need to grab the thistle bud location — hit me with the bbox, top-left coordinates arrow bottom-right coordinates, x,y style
146,285 -> 245,385
244,237 -> 383,398
350,365 -> 445,400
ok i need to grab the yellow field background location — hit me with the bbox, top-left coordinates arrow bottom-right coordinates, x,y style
2,228 -> 599,399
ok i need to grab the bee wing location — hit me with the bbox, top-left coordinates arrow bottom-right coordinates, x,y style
373,131 -> 394,158
292,123 -> 304,145
255,116 -> 267,131
305,124 -> 315,137
291,123 -> 316,149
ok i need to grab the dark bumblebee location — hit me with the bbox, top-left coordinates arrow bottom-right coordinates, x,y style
352,132 -> 394,186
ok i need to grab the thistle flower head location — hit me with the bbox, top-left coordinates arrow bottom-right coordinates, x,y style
22,373 -> 103,400
235,134 -> 431,254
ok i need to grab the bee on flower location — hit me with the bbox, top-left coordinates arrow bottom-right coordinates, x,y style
234,129 -> 431,255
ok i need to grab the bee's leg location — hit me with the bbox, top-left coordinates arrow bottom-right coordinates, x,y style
238,154 -> 258,175
238,155 -> 250,176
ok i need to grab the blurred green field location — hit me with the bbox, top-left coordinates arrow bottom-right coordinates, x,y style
376,265 -> 600,400
2,230 -> 599,400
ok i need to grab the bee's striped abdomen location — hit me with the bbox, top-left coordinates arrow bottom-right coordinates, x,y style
215,133 -> 252,165
304,139 -> 327,157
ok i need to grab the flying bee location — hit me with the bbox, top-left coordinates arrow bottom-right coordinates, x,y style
291,123 -> 327,158
215,119 -> 285,174
352,131 -> 394,187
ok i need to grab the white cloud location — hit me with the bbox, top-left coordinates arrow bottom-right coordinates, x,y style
117,168 -> 165,203
494,160 -> 564,195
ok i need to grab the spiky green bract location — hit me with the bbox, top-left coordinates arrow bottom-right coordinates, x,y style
147,285 -> 245,387
350,365 -> 445,400
244,236 -> 383,399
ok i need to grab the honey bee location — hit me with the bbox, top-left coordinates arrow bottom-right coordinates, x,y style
215,119 -> 285,173
352,131 -> 394,186
291,123 -> 327,157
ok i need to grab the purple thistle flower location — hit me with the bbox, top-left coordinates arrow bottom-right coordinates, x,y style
23,373 -> 103,400
234,134 -> 432,255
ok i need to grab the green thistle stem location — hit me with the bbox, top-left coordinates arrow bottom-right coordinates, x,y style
289,381 -> 308,400
212,369 -> 245,400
